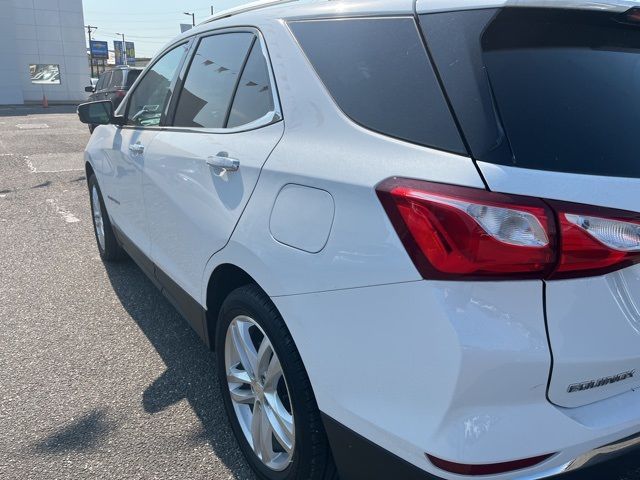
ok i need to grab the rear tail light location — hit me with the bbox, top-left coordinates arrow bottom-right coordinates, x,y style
549,201 -> 640,279
377,178 -> 640,280
115,90 -> 126,99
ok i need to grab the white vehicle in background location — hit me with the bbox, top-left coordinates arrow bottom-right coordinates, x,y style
78,1 -> 640,478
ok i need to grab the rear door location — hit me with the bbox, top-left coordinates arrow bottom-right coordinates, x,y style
142,29 -> 284,303
420,5 -> 640,407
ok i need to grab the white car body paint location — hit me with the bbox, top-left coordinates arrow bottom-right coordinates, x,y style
142,122 -> 284,301
269,184 -> 335,253
82,0 -> 640,478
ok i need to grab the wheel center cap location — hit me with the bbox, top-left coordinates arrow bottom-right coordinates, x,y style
251,380 -> 264,398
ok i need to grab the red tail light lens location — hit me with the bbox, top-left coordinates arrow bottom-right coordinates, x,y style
115,90 -> 126,98
548,200 -> 640,279
377,178 -> 640,280
376,178 -> 556,280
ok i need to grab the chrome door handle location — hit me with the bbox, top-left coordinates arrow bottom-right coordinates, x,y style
206,155 -> 240,175
129,143 -> 145,154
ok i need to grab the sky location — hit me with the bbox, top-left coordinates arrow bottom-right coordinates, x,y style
82,0 -> 250,58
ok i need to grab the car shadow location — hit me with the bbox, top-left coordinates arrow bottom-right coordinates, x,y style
103,260 -> 255,479
32,409 -> 116,454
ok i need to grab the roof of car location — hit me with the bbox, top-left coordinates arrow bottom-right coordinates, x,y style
194,0 -> 639,23
156,0 -> 638,56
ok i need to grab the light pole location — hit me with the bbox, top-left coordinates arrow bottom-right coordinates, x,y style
115,32 -> 127,65
86,25 -> 98,78
184,12 -> 195,26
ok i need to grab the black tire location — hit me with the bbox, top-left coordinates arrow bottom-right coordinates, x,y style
88,124 -> 95,134
88,174 -> 124,262
216,284 -> 338,480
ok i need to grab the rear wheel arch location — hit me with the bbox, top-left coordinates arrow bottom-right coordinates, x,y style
85,162 -> 95,187
206,264 -> 264,349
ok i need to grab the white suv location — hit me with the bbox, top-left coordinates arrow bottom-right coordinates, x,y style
78,1 -> 640,478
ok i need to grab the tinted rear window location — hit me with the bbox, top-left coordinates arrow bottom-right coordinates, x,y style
289,18 -> 465,155
110,69 -> 123,88
126,70 -> 141,88
421,8 -> 640,178
227,42 -> 275,128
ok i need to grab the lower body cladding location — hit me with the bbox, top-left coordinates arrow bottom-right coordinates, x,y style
272,280 -> 640,479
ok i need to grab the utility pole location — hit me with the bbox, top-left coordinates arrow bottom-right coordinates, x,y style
116,32 -> 127,66
86,25 -> 97,78
211,6 -> 215,15
184,11 -> 195,26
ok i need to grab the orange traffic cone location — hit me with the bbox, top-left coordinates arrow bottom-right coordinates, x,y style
42,94 -> 49,108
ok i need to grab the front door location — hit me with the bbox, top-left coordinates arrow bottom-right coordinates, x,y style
108,42 -> 191,259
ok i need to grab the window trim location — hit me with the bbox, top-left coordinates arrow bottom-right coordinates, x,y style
119,39 -> 194,128
117,26 -> 282,134
165,26 -> 282,134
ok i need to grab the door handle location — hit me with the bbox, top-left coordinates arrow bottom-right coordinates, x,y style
129,143 -> 145,154
206,155 -> 240,175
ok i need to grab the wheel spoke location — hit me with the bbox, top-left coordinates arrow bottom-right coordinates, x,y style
264,397 -> 294,454
258,402 -> 275,464
256,336 -> 274,380
264,353 -> 282,391
227,365 -> 252,385
251,400 -> 274,462
231,321 -> 258,380
229,385 -> 256,405
250,400 -> 263,458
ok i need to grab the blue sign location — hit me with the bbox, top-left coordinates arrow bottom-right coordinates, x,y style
90,40 -> 109,59
114,41 -> 136,66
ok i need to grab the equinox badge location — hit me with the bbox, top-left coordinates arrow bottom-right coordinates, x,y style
568,370 -> 636,393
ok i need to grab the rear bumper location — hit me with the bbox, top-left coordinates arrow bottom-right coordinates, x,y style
323,412 -> 640,480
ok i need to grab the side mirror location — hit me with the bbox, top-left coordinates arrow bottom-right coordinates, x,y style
77,100 -> 124,126
85,86 -> 96,93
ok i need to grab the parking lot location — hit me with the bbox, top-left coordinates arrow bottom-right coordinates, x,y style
0,106 -> 254,479
1,106 -> 640,480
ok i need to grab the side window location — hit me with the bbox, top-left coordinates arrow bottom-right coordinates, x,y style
289,18 -> 465,154
127,44 -> 188,127
110,69 -> 124,88
227,42 -> 275,128
173,32 -> 254,128
125,70 -> 141,88
96,72 -> 108,91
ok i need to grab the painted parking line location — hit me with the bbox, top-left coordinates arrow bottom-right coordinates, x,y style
46,198 -> 80,223
15,124 -> 50,130
25,153 -> 84,173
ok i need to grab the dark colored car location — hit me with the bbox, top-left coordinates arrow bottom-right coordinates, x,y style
84,67 -> 142,132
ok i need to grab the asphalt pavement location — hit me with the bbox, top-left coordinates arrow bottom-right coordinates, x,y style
1,106 -> 640,480
0,106 -> 255,479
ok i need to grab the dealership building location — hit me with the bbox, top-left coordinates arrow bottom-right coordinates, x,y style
0,0 -> 88,105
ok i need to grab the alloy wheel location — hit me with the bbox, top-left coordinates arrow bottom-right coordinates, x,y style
224,315 -> 295,471
91,185 -> 106,251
